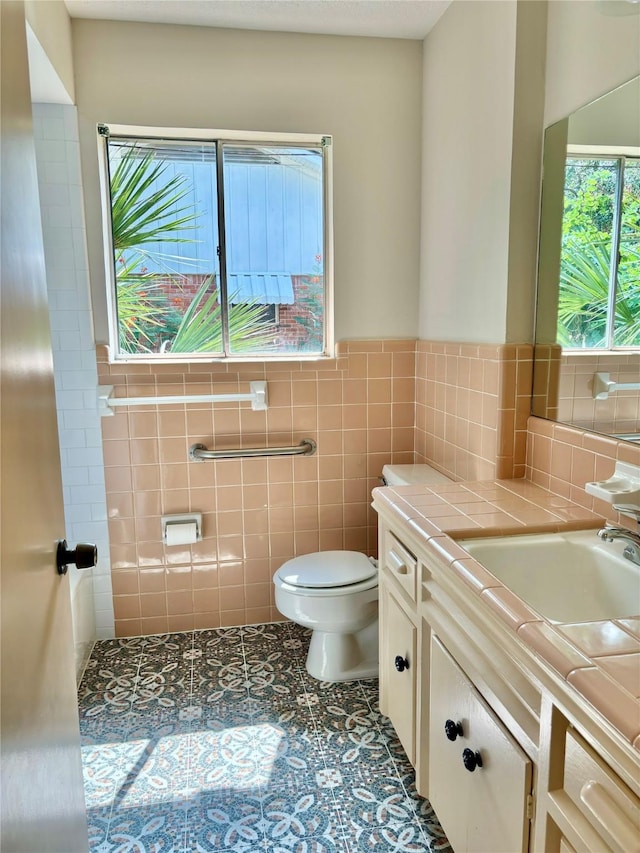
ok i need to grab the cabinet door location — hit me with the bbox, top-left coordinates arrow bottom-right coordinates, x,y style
429,637 -> 533,853
380,582 -> 417,763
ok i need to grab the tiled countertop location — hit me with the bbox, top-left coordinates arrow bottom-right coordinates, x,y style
372,478 -> 640,754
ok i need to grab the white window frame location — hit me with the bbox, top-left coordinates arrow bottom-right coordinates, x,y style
97,124 -> 334,363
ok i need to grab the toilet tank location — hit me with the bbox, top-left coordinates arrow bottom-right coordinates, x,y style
382,464 -> 452,486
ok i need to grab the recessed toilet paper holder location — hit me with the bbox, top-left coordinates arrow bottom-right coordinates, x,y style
161,513 -> 202,545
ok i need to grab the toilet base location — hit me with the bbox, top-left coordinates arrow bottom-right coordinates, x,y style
305,619 -> 379,682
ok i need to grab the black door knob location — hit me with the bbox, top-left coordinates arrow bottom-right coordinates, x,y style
57,540 -> 97,575
394,655 -> 409,672
444,719 -> 464,741
462,748 -> 483,772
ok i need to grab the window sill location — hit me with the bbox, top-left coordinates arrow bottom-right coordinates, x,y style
101,346 -> 337,366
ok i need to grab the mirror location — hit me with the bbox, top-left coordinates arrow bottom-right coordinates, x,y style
533,75 -> 640,443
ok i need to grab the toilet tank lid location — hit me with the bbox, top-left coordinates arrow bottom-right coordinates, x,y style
275,551 -> 376,589
382,464 -> 452,486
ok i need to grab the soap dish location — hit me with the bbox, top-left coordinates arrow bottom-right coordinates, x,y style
585,461 -> 640,506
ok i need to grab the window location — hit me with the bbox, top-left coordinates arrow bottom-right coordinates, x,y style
559,152 -> 640,350
98,126 -> 333,360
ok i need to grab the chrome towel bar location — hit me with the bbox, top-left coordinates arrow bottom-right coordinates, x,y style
189,438 -> 317,461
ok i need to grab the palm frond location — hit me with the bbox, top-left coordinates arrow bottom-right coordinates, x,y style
165,278 -> 276,354
110,147 -> 200,252
558,235 -> 640,348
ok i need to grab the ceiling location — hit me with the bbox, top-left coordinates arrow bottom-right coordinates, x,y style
63,0 -> 452,40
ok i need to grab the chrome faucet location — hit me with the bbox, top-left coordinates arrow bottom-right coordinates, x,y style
598,504 -> 640,566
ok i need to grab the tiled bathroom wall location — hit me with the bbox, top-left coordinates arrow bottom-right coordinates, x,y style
32,104 -> 115,662
414,342 -> 534,481
533,347 -> 640,438
96,340 -> 416,637
531,343 -> 561,422
558,353 -> 640,436
97,332 -> 637,639
527,415 -> 640,524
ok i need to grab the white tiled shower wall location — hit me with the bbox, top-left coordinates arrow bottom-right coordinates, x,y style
32,103 -> 115,673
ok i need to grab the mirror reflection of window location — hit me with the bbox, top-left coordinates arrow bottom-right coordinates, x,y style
559,154 -> 640,350
533,75 -> 640,442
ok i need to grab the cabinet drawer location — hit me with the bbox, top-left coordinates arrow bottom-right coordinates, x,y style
383,531 -> 417,601
562,728 -> 640,852
429,636 -> 533,853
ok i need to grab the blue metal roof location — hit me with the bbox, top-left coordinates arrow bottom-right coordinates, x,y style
228,273 -> 294,305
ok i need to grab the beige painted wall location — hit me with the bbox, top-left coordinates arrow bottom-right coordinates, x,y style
71,20 -> 423,346
418,0 -> 533,345
504,0 -> 547,345
24,0 -> 75,102
567,76 -> 640,147
544,0 -> 640,127
418,0 -> 639,347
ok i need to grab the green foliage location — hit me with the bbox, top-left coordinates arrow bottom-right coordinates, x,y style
109,144 -> 203,353
558,236 -> 640,348
558,157 -> 640,349
165,277 -> 276,354
562,163 -> 616,234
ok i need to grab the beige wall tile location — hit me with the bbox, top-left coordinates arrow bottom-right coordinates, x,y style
140,592 -> 167,618
103,338 -> 545,635
527,416 -> 640,521
113,595 -> 141,620
111,570 -> 140,596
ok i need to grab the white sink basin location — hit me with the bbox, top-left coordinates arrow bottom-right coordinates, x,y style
460,529 -> 640,624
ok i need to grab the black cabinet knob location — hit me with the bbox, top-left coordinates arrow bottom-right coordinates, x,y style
444,719 -> 464,741
462,748 -> 483,772
57,540 -> 97,575
394,655 -> 409,673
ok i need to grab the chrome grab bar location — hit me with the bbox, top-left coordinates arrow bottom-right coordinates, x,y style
189,438 -> 317,461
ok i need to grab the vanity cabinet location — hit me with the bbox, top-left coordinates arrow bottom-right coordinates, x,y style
374,509 -> 640,853
429,636 -> 533,853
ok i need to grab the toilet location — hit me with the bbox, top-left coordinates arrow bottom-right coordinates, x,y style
273,463 -> 452,682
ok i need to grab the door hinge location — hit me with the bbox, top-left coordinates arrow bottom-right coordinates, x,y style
526,793 -> 535,821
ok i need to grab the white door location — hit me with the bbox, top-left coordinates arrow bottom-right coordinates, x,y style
0,3 -> 89,850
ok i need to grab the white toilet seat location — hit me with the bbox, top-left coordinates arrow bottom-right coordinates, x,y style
275,550 -> 377,591
275,574 -> 378,598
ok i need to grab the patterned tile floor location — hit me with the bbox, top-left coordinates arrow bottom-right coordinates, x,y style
78,622 -> 452,853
